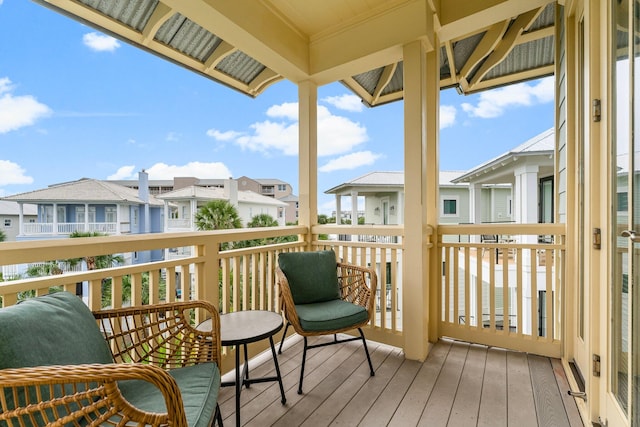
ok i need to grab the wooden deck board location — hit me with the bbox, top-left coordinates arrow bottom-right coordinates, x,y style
387,339 -> 452,427
478,347 -> 508,427
528,354 -> 571,427
447,344 -> 488,427
506,351 -> 538,427
417,341 -> 470,427
219,338 -> 583,427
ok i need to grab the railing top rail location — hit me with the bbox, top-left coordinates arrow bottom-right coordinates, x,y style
438,223 -> 566,235
0,226 -> 308,265
312,224 -> 404,236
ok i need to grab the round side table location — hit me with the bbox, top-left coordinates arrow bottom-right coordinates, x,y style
198,310 -> 286,426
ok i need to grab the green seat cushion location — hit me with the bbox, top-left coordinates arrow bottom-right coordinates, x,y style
278,250 -> 340,304
295,299 -> 369,332
118,363 -> 221,427
0,291 -> 113,368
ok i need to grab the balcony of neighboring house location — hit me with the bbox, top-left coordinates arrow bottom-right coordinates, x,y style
0,223 -> 579,426
21,221 -> 120,236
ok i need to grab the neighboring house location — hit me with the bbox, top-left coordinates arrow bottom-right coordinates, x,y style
110,175 -> 299,224
156,178 -> 288,232
326,129 -> 553,228
0,200 -> 37,242
326,171 -> 511,226
2,175 -> 164,244
452,127 -> 555,229
276,193 -> 299,224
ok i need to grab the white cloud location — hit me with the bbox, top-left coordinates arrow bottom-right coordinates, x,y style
0,160 -> 33,186
145,162 -> 232,179
322,94 -> 364,112
440,105 -> 456,129
107,162 -> 233,180
233,103 -> 367,156
266,102 -> 298,120
319,151 -> 382,173
461,76 -> 554,119
166,132 -> 180,142
0,77 -> 51,134
206,129 -> 243,141
83,32 -> 121,52
107,165 -> 136,180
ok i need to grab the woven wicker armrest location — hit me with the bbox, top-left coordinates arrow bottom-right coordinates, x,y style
276,267 -> 302,330
0,363 -> 188,427
337,262 -> 377,315
93,300 -> 221,368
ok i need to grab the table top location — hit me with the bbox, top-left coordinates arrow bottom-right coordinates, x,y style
198,310 -> 284,346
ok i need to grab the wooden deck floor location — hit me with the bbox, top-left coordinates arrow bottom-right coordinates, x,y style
218,335 -> 584,427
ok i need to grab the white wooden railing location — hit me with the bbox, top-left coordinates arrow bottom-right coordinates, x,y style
0,225 -> 405,371
22,222 -> 119,235
438,223 -> 566,357
0,222 -> 564,365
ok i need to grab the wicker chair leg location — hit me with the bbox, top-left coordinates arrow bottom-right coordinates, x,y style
278,322 -> 291,354
214,403 -> 223,426
298,336 -> 308,394
359,328 -> 375,376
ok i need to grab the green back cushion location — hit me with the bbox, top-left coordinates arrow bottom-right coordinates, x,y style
278,250 -> 340,304
0,291 -> 114,368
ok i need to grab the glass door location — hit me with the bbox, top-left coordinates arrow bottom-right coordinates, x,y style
611,0 -> 639,423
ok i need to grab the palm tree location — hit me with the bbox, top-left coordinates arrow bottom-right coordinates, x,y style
0,229 -> 6,242
195,200 -> 242,231
247,213 -> 279,228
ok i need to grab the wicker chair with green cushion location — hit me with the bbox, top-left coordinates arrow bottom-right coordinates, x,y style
276,250 -> 377,394
0,291 -> 223,427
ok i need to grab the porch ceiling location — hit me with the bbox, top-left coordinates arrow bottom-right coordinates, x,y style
35,0 -> 556,105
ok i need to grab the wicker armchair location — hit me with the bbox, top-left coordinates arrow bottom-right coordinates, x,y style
276,250 -> 377,394
0,291 -> 223,427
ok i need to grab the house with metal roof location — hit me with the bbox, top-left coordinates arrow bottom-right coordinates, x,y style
156,179 -> 288,232
327,128 -> 553,230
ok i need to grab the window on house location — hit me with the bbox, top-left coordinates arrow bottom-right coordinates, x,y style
278,184 -> 287,191
57,206 -> 66,223
441,197 -> 458,216
4,219 -> 11,227
76,206 -> 85,223
88,207 -> 96,223
617,192 -> 628,211
105,206 -> 116,223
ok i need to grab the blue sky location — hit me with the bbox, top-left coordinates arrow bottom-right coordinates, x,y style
0,0 -> 554,215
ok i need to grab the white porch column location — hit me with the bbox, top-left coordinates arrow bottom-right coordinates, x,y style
396,191 -> 404,225
350,191 -> 358,241
116,205 -> 121,235
350,191 -> 358,224
18,203 -> 23,236
191,199 -> 198,231
469,182 -> 482,243
298,80 -> 318,247
469,183 -> 482,224
53,203 -> 58,235
514,164 -> 540,227
403,37 -> 437,361
163,201 -> 169,231
335,195 -> 342,224
84,203 -> 89,232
